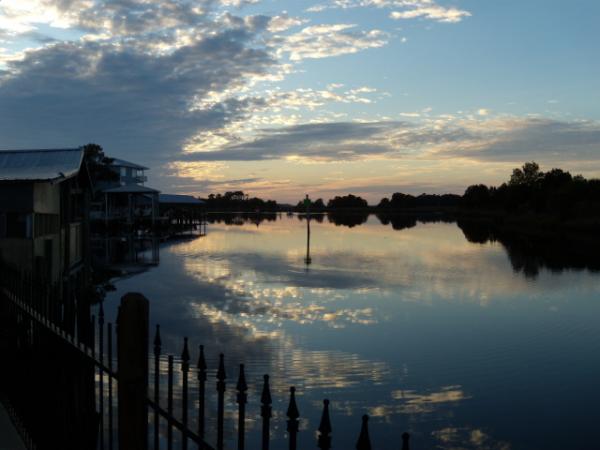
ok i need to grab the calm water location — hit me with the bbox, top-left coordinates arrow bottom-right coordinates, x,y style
103,214 -> 600,450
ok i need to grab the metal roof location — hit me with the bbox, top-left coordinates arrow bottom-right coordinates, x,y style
103,184 -> 159,194
0,148 -> 84,182
110,158 -> 149,170
159,194 -> 205,205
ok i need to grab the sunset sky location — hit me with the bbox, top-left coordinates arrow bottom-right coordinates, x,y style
1,0 -> 599,202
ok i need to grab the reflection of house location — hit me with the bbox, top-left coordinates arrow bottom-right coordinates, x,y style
159,194 -> 206,236
159,194 -> 205,216
0,148 -> 90,285
90,158 -> 159,227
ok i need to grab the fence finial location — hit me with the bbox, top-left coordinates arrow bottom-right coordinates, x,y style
402,432 -> 410,450
237,364 -> 248,395
318,399 -> 332,450
217,353 -> 226,381
287,386 -> 299,420
153,324 -> 161,354
197,345 -> 207,374
261,374 -> 272,407
181,336 -> 190,366
356,415 -> 372,450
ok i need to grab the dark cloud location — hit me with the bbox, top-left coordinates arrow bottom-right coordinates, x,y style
451,119 -> 600,162
0,23 -> 275,163
180,121 -> 412,161
178,117 -> 600,165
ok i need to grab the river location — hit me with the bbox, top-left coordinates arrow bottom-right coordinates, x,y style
101,213 -> 600,450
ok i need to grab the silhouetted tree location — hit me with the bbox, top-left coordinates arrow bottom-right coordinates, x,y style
460,161 -> 600,220
83,143 -> 118,187
462,184 -> 491,208
327,194 -> 369,209
509,161 -> 544,187
203,191 -> 279,212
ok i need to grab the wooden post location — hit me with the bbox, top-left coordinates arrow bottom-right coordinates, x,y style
304,195 -> 311,265
117,293 -> 149,450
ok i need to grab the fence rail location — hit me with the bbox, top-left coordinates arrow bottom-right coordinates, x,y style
0,267 -> 411,450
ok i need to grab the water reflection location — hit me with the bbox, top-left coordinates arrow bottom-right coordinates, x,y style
457,219 -> 600,278
103,214 -> 600,450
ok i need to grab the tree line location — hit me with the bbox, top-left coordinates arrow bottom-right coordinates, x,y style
204,191 -> 278,212
461,162 -> 600,218
202,162 -> 600,219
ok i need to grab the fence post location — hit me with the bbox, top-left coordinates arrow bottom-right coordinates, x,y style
260,375 -> 272,450
317,399 -> 332,450
356,415 -> 371,450
236,364 -> 248,450
401,432 -> 410,450
117,293 -> 149,450
217,353 -> 226,450
286,387 -> 299,450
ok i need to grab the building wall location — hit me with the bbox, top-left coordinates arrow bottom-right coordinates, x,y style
0,182 -> 64,282
33,182 -> 61,214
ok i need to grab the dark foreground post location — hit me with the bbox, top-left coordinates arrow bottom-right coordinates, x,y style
402,432 -> 410,450
117,293 -> 149,450
356,415 -> 372,450
287,387 -> 300,450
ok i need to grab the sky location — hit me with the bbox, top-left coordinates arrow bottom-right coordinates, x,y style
1,0 -> 599,203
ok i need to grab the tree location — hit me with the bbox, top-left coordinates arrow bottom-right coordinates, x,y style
509,161 -> 543,187
390,192 -> 416,208
312,198 -> 326,211
462,184 -> 490,208
327,194 -> 368,209
542,168 -> 572,190
83,143 -> 118,185
378,197 -> 390,209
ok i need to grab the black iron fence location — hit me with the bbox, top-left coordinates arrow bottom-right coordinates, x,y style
0,268 -> 411,450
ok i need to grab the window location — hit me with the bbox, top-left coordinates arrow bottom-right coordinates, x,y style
120,167 -> 127,177
0,213 -> 32,238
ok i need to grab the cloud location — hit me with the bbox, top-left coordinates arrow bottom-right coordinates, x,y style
390,4 -> 471,23
0,7 -> 277,163
308,0 -> 471,23
0,0 -> 393,174
0,0 -> 213,39
180,121 -> 411,162
279,24 -> 388,61
443,118 -> 600,162
177,117 -> 600,166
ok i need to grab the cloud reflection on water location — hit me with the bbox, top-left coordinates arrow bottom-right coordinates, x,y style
105,215 -> 600,449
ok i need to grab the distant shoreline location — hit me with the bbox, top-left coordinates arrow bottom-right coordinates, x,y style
205,207 -> 600,240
